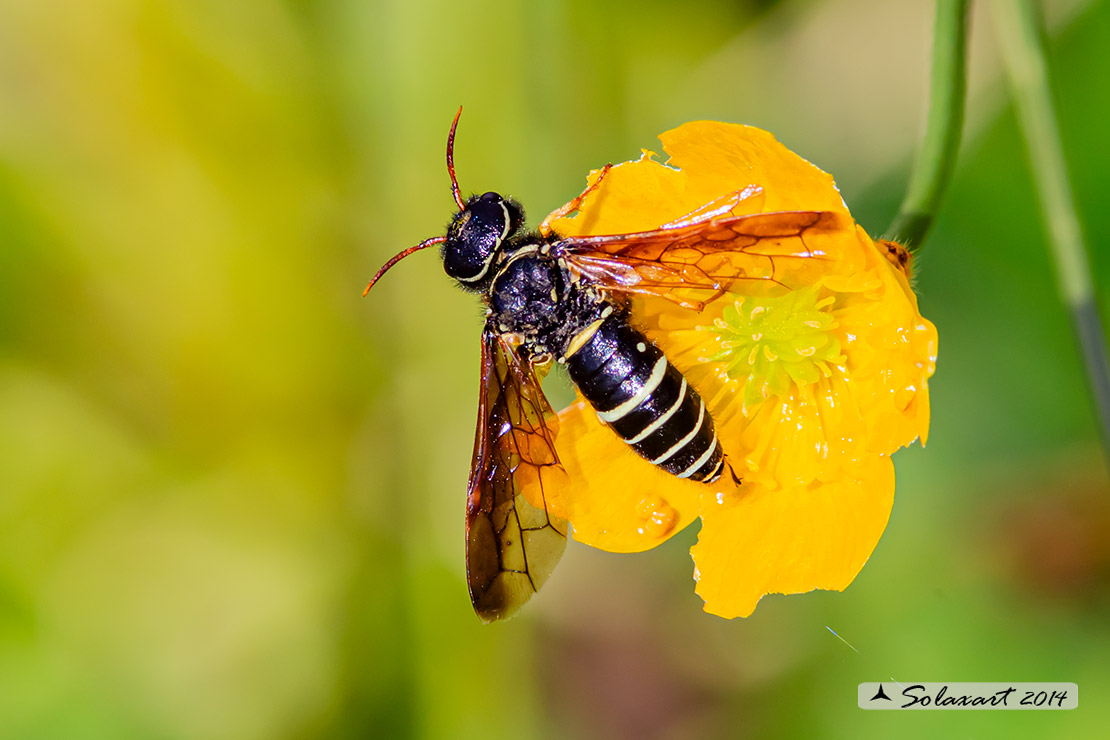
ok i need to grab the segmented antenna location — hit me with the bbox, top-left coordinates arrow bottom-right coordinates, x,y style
447,106 -> 465,210
362,236 -> 447,295
362,108 -> 467,295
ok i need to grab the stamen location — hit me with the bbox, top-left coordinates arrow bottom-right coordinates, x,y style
702,286 -> 843,412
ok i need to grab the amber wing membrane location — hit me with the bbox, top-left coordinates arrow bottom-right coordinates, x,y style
559,210 -> 849,304
465,331 -> 569,622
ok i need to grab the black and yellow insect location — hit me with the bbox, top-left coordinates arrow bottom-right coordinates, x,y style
365,109 -> 844,621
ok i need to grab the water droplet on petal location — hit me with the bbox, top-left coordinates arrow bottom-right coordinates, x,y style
634,495 -> 678,538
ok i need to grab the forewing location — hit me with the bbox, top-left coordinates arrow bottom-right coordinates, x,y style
560,210 -> 849,300
465,330 -> 569,622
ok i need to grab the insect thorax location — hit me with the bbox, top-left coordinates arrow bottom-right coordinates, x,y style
487,240 -> 615,359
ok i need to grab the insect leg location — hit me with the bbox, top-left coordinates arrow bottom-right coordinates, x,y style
657,185 -> 764,229
539,163 -> 614,238
600,283 -> 709,311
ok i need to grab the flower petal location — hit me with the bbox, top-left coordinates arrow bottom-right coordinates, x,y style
555,399 -> 704,553
691,453 -> 895,619
545,120 -> 934,617
551,121 -> 850,238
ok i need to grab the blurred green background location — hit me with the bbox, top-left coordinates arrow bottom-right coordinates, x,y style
1,0 -> 1108,738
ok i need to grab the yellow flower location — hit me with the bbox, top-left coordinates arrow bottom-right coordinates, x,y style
548,121 -> 937,618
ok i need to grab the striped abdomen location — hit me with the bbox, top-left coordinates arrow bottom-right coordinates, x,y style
563,314 -> 725,483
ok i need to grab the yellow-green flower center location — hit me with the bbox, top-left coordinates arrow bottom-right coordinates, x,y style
702,286 -> 843,412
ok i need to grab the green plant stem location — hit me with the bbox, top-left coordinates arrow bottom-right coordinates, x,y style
993,0 -> 1110,463
887,0 -> 969,250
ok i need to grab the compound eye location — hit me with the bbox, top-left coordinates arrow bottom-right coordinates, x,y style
465,196 -> 510,242
442,196 -> 510,285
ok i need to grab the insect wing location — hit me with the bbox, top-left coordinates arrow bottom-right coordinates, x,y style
465,330 -> 569,622
559,209 -> 849,300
